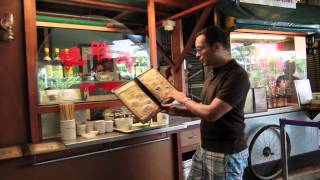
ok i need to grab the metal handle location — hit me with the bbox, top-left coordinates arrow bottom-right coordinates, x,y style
32,137 -> 170,166
188,135 -> 197,139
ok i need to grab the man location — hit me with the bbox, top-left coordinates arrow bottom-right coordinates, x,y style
276,60 -> 299,103
163,26 -> 250,179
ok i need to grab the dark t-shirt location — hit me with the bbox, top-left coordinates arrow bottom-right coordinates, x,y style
200,59 -> 250,154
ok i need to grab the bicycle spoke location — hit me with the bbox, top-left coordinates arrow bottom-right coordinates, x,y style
249,125 -> 291,180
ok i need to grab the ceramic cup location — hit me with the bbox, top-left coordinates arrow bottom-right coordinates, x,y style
114,118 -> 133,130
76,123 -> 86,136
60,119 -> 76,141
105,120 -> 114,133
157,112 -> 169,125
94,120 -> 106,134
86,121 -> 94,132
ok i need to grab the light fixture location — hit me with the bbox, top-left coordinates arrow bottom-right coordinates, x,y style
162,20 -> 176,31
0,13 -> 14,41
230,32 -> 287,40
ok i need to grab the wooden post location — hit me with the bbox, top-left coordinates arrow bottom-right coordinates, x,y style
174,7 -> 212,71
171,20 -> 185,92
24,0 -> 41,142
147,0 -> 158,68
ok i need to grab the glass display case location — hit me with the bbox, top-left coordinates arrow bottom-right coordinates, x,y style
37,26 -> 150,105
230,32 -> 307,108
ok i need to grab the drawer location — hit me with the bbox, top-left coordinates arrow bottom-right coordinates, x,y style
180,128 -> 200,147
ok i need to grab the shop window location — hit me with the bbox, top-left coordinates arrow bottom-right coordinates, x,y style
37,27 -> 150,105
230,32 -> 307,108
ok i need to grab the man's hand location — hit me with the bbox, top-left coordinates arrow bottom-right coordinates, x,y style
166,90 -> 188,104
161,103 -> 177,115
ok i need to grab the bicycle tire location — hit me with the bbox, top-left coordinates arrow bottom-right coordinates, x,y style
248,124 -> 291,180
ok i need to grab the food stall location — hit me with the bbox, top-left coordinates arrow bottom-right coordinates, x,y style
1,0 -> 320,180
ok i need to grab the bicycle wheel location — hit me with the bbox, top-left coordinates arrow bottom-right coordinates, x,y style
248,124 -> 291,180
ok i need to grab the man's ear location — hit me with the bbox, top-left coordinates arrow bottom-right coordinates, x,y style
211,42 -> 222,52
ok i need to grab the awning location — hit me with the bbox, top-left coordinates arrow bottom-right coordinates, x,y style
217,1 -> 320,33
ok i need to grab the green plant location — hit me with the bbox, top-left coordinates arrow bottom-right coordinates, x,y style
51,76 -> 81,89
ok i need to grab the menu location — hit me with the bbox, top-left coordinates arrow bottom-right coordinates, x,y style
113,69 -> 176,122
294,79 -> 313,105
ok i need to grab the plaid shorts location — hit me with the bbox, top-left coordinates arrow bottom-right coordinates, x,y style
187,146 -> 248,180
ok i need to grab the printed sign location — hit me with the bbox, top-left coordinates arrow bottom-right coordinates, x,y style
0,146 -> 22,160
240,0 -> 297,9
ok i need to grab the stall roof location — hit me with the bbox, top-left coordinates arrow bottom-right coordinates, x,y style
217,0 -> 320,33
36,0 -> 208,30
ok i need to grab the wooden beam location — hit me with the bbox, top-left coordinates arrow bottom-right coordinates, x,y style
24,0 -> 41,142
148,0 -> 158,68
171,20 -> 185,92
36,21 -> 132,33
174,7 -> 213,71
38,0 -> 171,16
154,0 -> 189,9
156,0 -> 218,27
113,11 -> 131,20
157,42 -> 174,67
235,29 -> 307,36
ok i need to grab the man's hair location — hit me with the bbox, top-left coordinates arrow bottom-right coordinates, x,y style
196,26 -> 229,49
284,60 -> 296,74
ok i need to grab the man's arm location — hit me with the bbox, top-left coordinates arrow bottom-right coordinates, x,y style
164,90 -> 232,121
183,97 -> 232,122
161,103 -> 196,117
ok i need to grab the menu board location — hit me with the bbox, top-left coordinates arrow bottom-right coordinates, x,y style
113,69 -> 176,122
294,79 -> 313,105
137,69 -> 176,103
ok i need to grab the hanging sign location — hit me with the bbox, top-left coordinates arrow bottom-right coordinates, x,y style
240,0 -> 298,9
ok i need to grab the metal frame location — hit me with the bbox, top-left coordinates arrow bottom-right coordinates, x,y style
279,118 -> 320,180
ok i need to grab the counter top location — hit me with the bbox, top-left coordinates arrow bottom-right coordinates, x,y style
64,116 -> 199,148
244,106 -> 302,119
63,106 -> 302,148
0,106 -> 304,160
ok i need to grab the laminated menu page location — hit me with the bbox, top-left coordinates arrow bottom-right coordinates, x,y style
113,69 -> 176,122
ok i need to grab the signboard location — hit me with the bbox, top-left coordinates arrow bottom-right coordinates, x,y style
294,79 -> 313,105
28,142 -> 66,155
240,0 -> 297,9
0,146 -> 23,160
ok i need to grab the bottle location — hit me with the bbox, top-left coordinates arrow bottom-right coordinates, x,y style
52,48 -> 63,78
63,49 -> 73,76
38,47 -> 53,89
43,47 -> 53,79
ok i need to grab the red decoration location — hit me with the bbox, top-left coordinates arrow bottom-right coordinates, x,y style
90,41 -> 112,61
59,46 -> 87,67
100,81 -> 122,91
80,82 -> 96,92
114,51 -> 135,71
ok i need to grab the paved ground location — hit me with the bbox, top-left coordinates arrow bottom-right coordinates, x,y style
275,165 -> 320,180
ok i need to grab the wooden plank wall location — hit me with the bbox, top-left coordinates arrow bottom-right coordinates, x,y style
0,0 -> 29,146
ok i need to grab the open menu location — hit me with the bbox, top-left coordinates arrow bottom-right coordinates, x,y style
113,69 -> 176,122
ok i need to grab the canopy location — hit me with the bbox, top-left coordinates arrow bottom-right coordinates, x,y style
217,1 -> 320,33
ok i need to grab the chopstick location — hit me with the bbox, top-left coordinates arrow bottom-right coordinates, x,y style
59,102 -> 75,121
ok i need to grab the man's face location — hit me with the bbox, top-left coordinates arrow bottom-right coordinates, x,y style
195,35 -> 214,66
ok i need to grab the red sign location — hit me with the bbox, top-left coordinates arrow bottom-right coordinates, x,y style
59,46 -> 87,67
90,41 -> 112,61
114,51 -> 135,72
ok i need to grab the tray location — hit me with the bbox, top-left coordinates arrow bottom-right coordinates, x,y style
114,123 -> 167,134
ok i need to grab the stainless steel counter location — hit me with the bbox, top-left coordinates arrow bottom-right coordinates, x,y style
64,116 -> 199,148
64,107 -> 303,149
